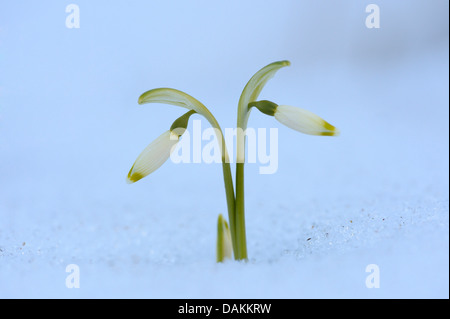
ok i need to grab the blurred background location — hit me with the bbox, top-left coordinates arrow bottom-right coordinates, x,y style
0,1 -> 448,298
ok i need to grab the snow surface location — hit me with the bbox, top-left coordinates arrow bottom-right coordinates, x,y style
0,1 -> 448,298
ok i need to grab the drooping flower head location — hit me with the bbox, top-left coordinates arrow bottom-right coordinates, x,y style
249,100 -> 339,137
127,130 -> 180,183
127,110 -> 195,183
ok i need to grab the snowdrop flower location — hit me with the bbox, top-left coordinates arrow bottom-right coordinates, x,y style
127,61 -> 340,262
127,110 -> 195,184
249,100 -> 339,136
275,105 -> 339,136
127,130 -> 180,183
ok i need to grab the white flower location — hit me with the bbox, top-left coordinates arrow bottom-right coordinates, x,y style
274,105 -> 340,136
127,130 -> 179,183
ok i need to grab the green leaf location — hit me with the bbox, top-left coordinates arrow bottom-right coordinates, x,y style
216,214 -> 233,262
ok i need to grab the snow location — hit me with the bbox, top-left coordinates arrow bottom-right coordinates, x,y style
0,1 -> 448,298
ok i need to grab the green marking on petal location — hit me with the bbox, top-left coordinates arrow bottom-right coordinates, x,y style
127,171 -> 145,183
320,131 -> 336,136
322,120 -> 340,136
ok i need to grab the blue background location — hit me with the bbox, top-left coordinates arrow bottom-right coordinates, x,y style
0,1 -> 448,298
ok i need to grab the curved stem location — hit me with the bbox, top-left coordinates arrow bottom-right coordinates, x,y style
137,88 -> 238,259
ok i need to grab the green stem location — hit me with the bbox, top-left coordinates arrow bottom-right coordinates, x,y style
234,61 -> 290,260
222,161 -> 238,258
235,162 -> 247,260
235,111 -> 249,261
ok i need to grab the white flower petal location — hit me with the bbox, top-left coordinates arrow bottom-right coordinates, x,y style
127,130 -> 179,183
274,105 -> 339,136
